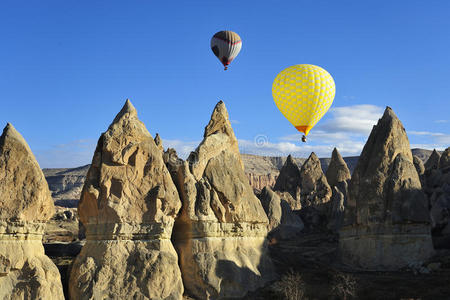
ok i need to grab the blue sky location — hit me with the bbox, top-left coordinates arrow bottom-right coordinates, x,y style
0,1 -> 449,168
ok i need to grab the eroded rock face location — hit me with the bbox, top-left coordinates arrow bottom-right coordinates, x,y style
69,100 -> 183,300
327,181 -> 348,232
326,148 -> 351,188
259,187 -> 304,240
423,147 -> 450,248
440,147 -> 450,171
169,101 -> 275,299
413,155 -> 425,177
325,148 -> 350,231
299,152 -> 332,209
273,155 -> 301,210
246,173 -> 277,193
425,149 -> 441,171
340,107 -> 433,270
0,123 -> 64,300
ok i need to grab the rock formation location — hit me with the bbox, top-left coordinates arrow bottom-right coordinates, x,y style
340,107 -> 434,270
413,155 -> 425,176
273,155 -> 302,209
259,187 -> 304,240
439,147 -> 450,171
43,165 -> 89,207
0,123 -> 64,299
325,148 -> 350,231
69,100 -> 183,299
299,152 -> 332,209
246,173 -> 277,192
425,149 -> 441,171
326,148 -> 351,187
423,147 -> 450,248
154,133 -> 163,152
168,101 -> 275,299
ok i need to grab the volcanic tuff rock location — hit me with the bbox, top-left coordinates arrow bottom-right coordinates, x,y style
326,148 -> 351,188
439,147 -> 450,171
413,155 -> 425,176
340,107 -> 433,270
168,101 -> 275,299
425,149 -> 441,171
43,165 -> 89,208
423,147 -> 450,248
299,152 -> 332,209
327,182 -> 348,232
325,148 -> 350,232
259,186 -> 304,240
273,155 -> 302,209
154,133 -> 163,152
69,100 -> 183,300
0,123 -> 64,299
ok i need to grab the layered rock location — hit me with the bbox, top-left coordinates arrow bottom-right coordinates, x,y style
69,100 -> 183,299
246,173 -> 277,192
43,165 -> 89,207
168,101 -> 275,299
259,187 -> 304,240
273,155 -> 302,209
0,123 -> 64,299
340,107 -> 434,270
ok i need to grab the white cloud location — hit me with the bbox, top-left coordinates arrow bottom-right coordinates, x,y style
163,139 -> 200,159
434,120 -> 448,124
35,139 -> 97,168
408,131 -> 450,145
230,119 -> 240,124
238,138 -> 364,158
315,104 -> 384,135
162,105 -> 383,160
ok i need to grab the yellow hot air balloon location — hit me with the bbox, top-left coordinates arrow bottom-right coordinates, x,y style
272,64 -> 335,142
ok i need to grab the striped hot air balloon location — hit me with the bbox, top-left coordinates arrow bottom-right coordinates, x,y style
210,31 -> 242,70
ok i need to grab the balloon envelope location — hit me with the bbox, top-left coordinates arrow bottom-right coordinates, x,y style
272,64 -> 335,136
210,31 -> 242,70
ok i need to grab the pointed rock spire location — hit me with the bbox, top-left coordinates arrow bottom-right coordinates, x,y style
189,101 -> 241,180
204,100 -> 235,137
326,148 -> 351,187
0,123 -> 63,300
273,155 -> 301,209
0,123 -> 54,221
340,106 -> 433,270
425,149 -> 441,171
299,152 -> 332,208
346,106 -> 414,225
71,101 -> 183,299
110,99 -> 138,126
439,147 -> 450,171
169,100 -> 274,298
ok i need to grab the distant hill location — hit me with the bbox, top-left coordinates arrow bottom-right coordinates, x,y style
42,148 -> 440,206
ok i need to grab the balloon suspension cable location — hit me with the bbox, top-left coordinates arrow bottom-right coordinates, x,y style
301,135 -> 307,143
